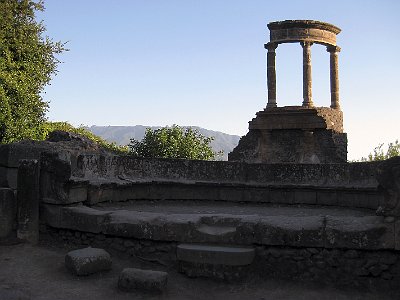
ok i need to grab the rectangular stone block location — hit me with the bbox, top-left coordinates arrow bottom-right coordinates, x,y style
6,168 -> 18,190
325,216 -> 395,250
88,185 -> 113,204
0,166 -> 8,187
337,191 -> 357,207
177,243 -> 255,266
0,188 -> 16,238
256,216 -> 325,248
17,159 -> 40,244
394,220 -> 400,250
60,206 -> 109,233
294,189 -> 316,205
40,204 -> 62,228
0,145 -> 9,167
219,186 -> 243,202
163,184 -> 194,200
395,220 -> 400,250
4,144 -> 45,168
362,193 -> 381,210
192,184 -> 219,201
269,189 -> 294,204
121,184 -> 149,201
69,185 -> 88,203
118,268 -> 168,293
65,247 -> 111,276
316,190 -> 337,206
248,188 -> 271,203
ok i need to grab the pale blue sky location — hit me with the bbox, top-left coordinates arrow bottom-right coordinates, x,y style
39,0 -> 399,160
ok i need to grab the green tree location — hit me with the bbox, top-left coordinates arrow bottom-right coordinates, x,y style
361,140 -> 400,161
0,0 -> 65,143
129,125 -> 219,160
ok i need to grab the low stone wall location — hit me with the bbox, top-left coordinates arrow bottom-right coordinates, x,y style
39,152 -> 383,209
70,153 -> 378,187
42,225 -> 400,286
0,141 -> 384,210
42,226 -> 177,266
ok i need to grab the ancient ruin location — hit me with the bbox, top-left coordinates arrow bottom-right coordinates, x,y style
229,20 -> 347,164
1,20 -> 400,294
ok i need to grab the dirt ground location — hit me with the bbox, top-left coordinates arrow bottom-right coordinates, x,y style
0,241 -> 398,300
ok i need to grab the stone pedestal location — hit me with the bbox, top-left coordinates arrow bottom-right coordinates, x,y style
229,106 -> 347,163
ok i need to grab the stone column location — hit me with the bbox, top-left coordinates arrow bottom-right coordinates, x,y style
17,159 -> 40,244
327,45 -> 341,109
301,41 -> 313,107
265,42 -> 278,108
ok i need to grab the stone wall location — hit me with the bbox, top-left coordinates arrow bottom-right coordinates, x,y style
42,225 -> 400,286
230,129 -> 347,164
0,140 -> 384,210
69,153 -> 376,187
229,107 -> 347,164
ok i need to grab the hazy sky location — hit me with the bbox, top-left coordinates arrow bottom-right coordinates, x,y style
38,0 -> 399,160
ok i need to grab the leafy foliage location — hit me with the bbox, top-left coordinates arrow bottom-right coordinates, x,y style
129,125 -> 219,160
43,122 -> 129,154
361,140 -> 400,161
0,0 -> 66,143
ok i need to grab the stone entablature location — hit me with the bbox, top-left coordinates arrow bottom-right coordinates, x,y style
268,20 -> 341,46
265,19 -> 342,109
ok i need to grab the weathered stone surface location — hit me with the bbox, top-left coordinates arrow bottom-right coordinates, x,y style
177,244 -> 255,266
395,219 -> 400,251
17,160 -> 40,244
178,261 -> 250,280
268,20 -> 341,46
230,112 -> 347,164
325,216 -> 395,249
42,204 -> 394,250
0,188 -> 16,238
376,156 -> 400,217
118,268 -> 167,293
256,216 -> 325,247
65,247 -> 111,276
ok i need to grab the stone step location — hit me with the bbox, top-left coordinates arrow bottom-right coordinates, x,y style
177,243 -> 255,280
41,203 -> 396,250
177,244 -> 255,266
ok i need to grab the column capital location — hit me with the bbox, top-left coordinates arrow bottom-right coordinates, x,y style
327,45 -> 341,53
264,42 -> 278,52
300,41 -> 313,48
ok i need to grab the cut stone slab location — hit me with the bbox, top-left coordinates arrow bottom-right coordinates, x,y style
65,247 -> 111,276
42,203 -> 394,250
325,215 -> 395,249
177,243 -> 255,266
0,188 -> 16,238
118,268 -> 168,293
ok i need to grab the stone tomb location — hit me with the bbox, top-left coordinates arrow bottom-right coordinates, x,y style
229,20 -> 347,163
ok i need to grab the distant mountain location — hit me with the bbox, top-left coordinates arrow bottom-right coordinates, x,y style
87,125 -> 241,160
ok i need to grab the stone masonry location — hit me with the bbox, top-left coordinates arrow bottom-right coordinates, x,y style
229,20 -> 347,163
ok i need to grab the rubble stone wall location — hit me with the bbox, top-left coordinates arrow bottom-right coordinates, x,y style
43,225 -> 400,286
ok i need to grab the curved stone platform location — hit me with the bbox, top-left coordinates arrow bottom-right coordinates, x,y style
42,201 -> 395,250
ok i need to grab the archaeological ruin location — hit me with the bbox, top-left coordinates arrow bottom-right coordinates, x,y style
1,20 -> 400,290
229,20 -> 347,164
